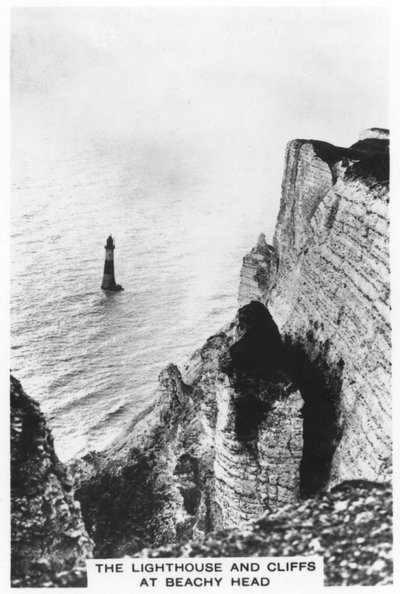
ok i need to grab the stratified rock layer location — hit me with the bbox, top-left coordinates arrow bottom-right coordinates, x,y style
11,375 -> 93,587
239,130 -> 390,485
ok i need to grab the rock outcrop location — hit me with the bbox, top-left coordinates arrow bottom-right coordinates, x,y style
238,129 -> 390,486
238,233 -> 276,305
11,375 -> 93,587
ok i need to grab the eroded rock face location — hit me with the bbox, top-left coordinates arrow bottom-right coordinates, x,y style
215,303 -> 303,526
11,375 -> 93,587
238,233 -> 276,307
239,132 -> 390,485
214,377 -> 303,527
75,303 -> 305,554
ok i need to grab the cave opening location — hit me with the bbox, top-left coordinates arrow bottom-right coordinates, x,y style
285,336 -> 344,497
233,390 -> 271,442
222,301 -> 289,443
222,303 -> 344,497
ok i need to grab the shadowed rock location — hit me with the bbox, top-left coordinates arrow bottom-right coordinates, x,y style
137,476 -> 392,587
11,376 -> 93,587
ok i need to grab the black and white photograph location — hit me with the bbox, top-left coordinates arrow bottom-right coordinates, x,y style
5,1 -> 394,591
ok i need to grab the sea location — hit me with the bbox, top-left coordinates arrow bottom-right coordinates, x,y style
11,130 -> 275,461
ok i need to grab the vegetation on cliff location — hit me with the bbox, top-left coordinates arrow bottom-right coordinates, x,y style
139,476 -> 392,587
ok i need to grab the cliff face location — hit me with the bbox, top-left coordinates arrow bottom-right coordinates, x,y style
74,129 -> 391,568
239,129 -> 390,485
11,375 -> 93,587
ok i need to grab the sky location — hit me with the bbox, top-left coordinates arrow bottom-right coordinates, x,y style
11,7 -> 390,230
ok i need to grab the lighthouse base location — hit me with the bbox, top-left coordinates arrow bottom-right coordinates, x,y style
101,283 -> 124,292
101,271 -> 123,292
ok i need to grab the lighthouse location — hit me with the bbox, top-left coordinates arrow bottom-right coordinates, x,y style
101,235 -> 123,291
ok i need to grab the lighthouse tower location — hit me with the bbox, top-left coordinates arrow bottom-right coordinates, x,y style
101,235 -> 123,291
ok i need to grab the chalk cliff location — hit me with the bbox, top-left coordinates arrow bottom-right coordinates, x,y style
74,128 -> 391,572
10,375 -> 93,587
239,128 -> 390,485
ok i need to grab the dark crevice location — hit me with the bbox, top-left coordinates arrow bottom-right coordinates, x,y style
174,453 -> 201,516
284,335 -> 343,497
233,393 -> 270,442
76,450 -> 159,557
326,198 -> 340,229
221,302 -> 290,443
180,486 -> 201,516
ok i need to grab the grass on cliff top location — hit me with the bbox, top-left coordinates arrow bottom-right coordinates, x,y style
306,139 -> 389,185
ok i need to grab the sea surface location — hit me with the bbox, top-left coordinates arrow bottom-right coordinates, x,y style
11,131 -> 275,461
